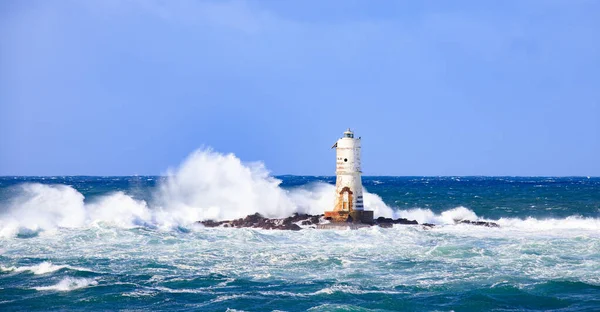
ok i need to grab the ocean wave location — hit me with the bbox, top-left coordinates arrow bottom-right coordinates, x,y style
121,290 -> 158,298
0,261 -> 90,275
394,207 -> 600,231
0,183 -> 151,237
34,277 -> 98,291
307,304 -> 372,311
151,286 -> 207,294
395,206 -> 478,225
313,284 -> 402,296
496,216 -> 600,231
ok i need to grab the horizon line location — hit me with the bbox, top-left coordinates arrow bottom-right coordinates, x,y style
0,175 -> 597,178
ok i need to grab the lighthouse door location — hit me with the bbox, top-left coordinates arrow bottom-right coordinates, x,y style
342,192 -> 349,211
339,187 -> 353,212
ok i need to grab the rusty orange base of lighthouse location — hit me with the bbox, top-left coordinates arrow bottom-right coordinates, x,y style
324,210 -> 374,224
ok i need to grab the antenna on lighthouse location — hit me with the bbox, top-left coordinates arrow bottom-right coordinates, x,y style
343,128 -> 354,138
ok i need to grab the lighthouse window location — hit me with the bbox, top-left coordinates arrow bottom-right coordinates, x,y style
344,158 -> 348,162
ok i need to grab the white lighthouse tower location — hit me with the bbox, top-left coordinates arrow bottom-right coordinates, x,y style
324,128 -> 373,223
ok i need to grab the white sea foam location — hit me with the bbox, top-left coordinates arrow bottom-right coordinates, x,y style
496,216 -> 600,231
152,286 -> 207,294
394,206 -> 600,231
313,284 -> 402,295
396,206 -> 478,225
1,213 -> 598,303
34,277 -> 98,291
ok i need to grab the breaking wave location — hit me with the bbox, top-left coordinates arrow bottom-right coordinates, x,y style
396,206 -> 478,225
0,148 -> 599,237
0,184 -> 152,237
1,261 -> 69,275
155,149 -> 297,225
34,277 -> 98,291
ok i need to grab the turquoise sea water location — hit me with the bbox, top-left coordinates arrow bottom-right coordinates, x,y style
1,175 -> 599,311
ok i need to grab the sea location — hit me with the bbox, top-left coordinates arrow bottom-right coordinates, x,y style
1,150 -> 599,311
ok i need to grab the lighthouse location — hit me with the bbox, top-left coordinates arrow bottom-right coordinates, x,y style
324,129 -> 374,224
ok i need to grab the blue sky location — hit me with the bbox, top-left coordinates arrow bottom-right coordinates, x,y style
1,0 -> 598,176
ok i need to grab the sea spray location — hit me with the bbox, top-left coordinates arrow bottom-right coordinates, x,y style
0,184 -> 87,237
155,148 -> 395,222
287,182 -> 394,218
87,192 -> 151,227
156,148 -> 297,224
0,149 -> 396,236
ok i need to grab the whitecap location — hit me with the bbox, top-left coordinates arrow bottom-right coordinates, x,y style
34,277 -> 98,291
0,261 -> 89,275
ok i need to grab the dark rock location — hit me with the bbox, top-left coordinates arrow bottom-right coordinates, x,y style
198,213 -> 499,231
394,218 -> 419,225
458,220 -> 500,227
244,213 -> 265,224
375,217 -> 418,225
201,220 -> 223,228
283,213 -> 314,225
199,213 -> 322,230
288,224 -> 302,231
376,217 -> 394,223
310,215 -> 320,224
421,223 -> 435,230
